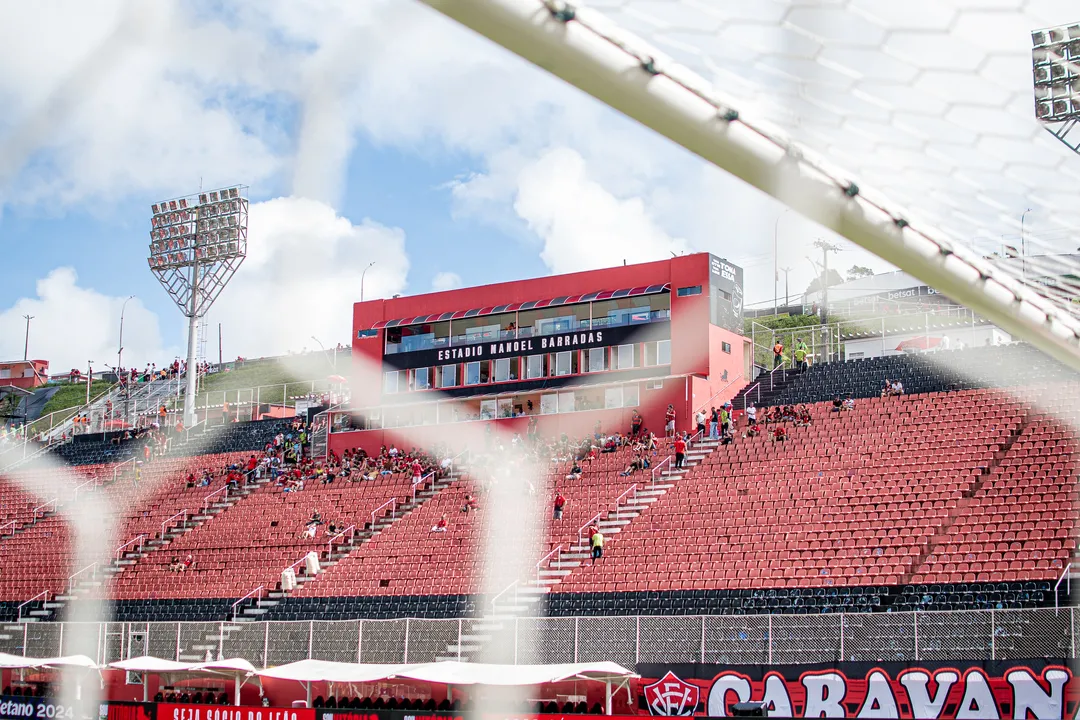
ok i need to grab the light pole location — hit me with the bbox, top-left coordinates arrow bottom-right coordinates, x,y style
1021,207 -> 1033,279
773,209 -> 791,315
118,295 -> 135,374
311,336 -> 336,370
22,315 -> 33,361
780,267 -> 792,307
86,360 -> 94,406
360,261 -> 376,303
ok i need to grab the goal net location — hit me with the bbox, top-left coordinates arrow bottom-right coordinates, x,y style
419,0 -> 1080,370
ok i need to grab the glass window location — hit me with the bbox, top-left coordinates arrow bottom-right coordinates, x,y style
644,342 -> 658,367
677,285 -> 702,297
383,371 -> 399,394
540,394 -> 558,414
591,294 -> 670,328
618,344 -> 635,370
623,384 -> 640,407
588,347 -> 606,372
480,399 -> 497,420
555,351 -> 573,376
558,391 -> 576,413
438,364 -> 457,388
526,354 -> 545,379
479,360 -> 491,383
658,339 -> 672,365
465,362 -> 481,386
498,397 -> 514,418
451,313 -> 516,346
385,322 -> 449,354
605,387 -> 623,409
721,341 -> 732,354
414,367 -> 432,390
518,304 -> 590,338
494,358 -> 512,383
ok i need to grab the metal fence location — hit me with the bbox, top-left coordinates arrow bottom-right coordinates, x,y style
2,607 -> 1074,666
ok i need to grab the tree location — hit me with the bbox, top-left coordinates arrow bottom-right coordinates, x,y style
846,265 -> 875,281
804,269 -> 844,295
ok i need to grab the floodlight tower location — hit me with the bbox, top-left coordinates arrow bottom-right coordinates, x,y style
1032,23 -> 1080,157
147,186 -> 248,426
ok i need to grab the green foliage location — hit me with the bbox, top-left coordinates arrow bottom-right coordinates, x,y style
846,265 -> 875,281
40,381 -> 115,417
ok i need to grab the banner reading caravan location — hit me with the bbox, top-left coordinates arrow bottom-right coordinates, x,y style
636,660 -> 1077,719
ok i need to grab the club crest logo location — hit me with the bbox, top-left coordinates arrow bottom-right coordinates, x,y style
644,671 -> 699,716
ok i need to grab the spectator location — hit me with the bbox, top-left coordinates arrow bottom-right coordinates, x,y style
694,409 -> 706,436
891,379 -> 904,396
431,514 -> 448,533
630,411 -> 643,438
553,492 -> 566,520
843,395 -> 855,411
461,495 -> 478,514
719,404 -> 731,436
177,554 -> 194,572
590,527 -> 604,564
664,405 -> 676,437
745,422 -> 761,439
709,406 -> 720,440
773,425 -> 787,442
673,434 -> 687,469
746,403 -> 757,425
832,396 -> 843,413
566,462 -> 582,482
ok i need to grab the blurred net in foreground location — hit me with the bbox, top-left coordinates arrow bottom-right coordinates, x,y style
421,0 -> 1080,369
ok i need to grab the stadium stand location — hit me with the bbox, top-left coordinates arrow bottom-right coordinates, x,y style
1,344 -> 1076,625
54,432 -> 150,466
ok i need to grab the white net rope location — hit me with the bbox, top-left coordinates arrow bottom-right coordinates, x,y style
422,0 -> 1080,365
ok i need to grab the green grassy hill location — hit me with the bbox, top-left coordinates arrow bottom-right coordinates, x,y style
40,381 -> 115,417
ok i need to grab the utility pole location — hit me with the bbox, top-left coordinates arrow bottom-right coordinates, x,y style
813,239 -> 842,361
22,315 -> 33,361
780,267 -> 792,307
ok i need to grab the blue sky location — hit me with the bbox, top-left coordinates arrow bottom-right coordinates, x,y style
0,0 -> 893,371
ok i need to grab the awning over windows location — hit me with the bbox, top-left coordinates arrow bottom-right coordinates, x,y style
371,283 -> 669,330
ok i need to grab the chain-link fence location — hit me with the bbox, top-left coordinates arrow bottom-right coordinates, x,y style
1,608 -> 1073,665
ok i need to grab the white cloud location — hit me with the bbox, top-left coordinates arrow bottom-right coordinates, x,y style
203,196 -> 409,359
431,271 -> 462,292
0,268 -> 174,373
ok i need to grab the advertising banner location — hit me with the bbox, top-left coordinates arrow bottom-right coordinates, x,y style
102,703 -> 154,720
0,697 -> 79,720
637,660 -> 1077,719
708,255 -> 744,334
157,705 -> 314,720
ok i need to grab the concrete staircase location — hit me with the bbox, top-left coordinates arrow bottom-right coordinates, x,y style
230,471 -> 460,622
20,473 -> 276,624
438,439 -> 720,662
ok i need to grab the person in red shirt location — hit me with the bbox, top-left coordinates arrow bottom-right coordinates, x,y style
553,492 -> 566,520
431,514 -> 448,533
665,405 -> 676,437
673,435 -> 687,468
773,425 -> 787,442
411,459 -> 423,485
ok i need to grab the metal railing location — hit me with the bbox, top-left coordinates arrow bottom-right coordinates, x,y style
3,608 -> 1073,666
230,586 -> 264,620
327,524 -> 357,558
16,591 -> 49,622
612,484 -> 638,510
114,534 -> 147,561
1055,563 -> 1073,611
649,456 -> 671,485
0,521 -> 17,536
693,373 -> 745,416
201,485 -> 230,514
491,580 -> 520,610
370,498 -> 397,529
411,470 -> 436,504
31,499 -> 57,519
160,510 -> 188,539
535,545 -> 563,583
66,563 -> 98,593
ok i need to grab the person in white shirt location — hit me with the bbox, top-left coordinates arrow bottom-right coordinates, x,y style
746,404 -> 757,424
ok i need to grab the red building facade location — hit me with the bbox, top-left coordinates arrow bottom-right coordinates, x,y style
0,359 -> 48,389
329,254 -> 748,455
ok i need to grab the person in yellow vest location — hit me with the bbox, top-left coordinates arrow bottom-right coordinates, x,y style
590,526 -> 604,564
772,341 -> 784,368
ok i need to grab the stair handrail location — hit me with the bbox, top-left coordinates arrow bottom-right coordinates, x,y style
649,456 -> 671,486
327,524 -> 357,558
1054,562 -> 1073,611
201,485 -> 230,514
535,545 -> 563,583
32,499 -> 57,519
491,580 -> 519,609
693,372 -> 745,415
0,520 -> 17,536
160,509 -> 188,539
16,591 -> 49,621
613,483 -> 638,509
67,562 -> 98,592
578,513 -> 602,548
739,381 -> 762,411
411,470 -> 437,504
370,498 -> 397,529
111,458 -> 137,487
231,585 -> 264,619
114,534 -> 147,561
768,363 -> 786,390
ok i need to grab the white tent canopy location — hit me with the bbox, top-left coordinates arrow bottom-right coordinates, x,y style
109,656 -> 257,677
256,659 -> 636,686
0,653 -> 97,670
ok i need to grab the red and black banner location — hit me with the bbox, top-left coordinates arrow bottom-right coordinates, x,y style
636,660 -> 1077,719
